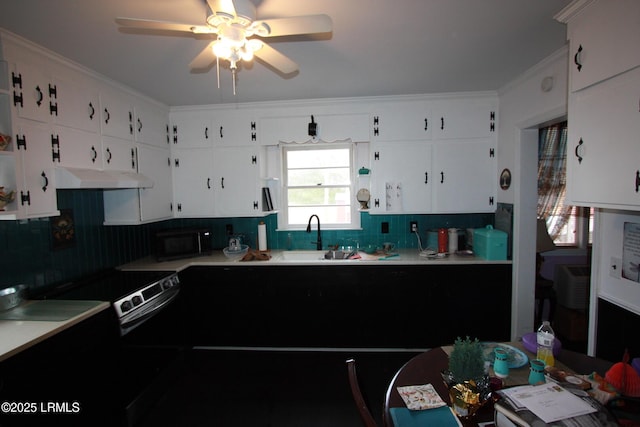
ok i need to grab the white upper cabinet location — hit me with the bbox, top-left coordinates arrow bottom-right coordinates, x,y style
369,141 -> 432,214
101,135 -> 136,172
171,147 -> 215,217
134,101 -> 169,147
563,0 -> 640,92
370,101 -> 431,142
52,125 -> 103,170
12,119 -> 58,218
170,110 -> 216,148
567,66 -> 640,208
10,60 -> 51,123
431,99 -> 496,140
100,88 -> 134,141
216,110 -> 259,146
50,75 -> 100,133
260,113 -> 369,145
213,146 -> 261,216
431,138 -> 496,213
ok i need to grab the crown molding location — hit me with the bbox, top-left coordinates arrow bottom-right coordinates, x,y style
554,0 -> 597,23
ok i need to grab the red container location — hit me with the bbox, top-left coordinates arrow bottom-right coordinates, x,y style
437,228 -> 448,253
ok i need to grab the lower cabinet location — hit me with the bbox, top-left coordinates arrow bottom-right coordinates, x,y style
181,264 -> 511,348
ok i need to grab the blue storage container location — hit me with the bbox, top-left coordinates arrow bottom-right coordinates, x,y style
473,225 -> 507,260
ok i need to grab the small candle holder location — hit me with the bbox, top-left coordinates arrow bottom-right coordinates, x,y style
528,359 -> 546,385
493,347 -> 509,379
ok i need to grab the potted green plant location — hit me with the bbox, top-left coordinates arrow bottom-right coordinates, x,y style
443,336 -> 490,420
448,336 -> 485,383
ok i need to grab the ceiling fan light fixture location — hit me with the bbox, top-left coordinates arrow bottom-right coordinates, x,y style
212,39 -> 232,59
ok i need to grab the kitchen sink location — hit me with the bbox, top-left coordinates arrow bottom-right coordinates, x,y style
276,250 -> 358,262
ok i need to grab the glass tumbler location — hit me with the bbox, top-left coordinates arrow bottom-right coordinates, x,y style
528,359 -> 546,385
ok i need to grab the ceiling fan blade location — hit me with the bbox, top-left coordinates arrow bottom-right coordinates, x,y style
189,42 -> 217,71
115,17 -> 213,34
255,14 -> 332,37
253,42 -> 298,74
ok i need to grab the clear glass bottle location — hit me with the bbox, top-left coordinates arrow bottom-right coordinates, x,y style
536,320 -> 555,367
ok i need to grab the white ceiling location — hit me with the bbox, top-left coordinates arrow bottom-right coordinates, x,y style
0,0 -> 571,107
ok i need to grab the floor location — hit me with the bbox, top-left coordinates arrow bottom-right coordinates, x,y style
138,348 -> 420,427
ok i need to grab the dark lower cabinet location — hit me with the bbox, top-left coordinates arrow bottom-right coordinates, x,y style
0,308 -> 123,427
180,263 -> 512,349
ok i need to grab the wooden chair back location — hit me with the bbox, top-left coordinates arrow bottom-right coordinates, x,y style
346,358 -> 378,427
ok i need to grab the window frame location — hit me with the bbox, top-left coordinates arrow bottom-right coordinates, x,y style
278,142 -> 360,231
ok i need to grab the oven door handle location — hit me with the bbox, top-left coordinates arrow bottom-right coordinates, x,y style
120,287 -> 180,332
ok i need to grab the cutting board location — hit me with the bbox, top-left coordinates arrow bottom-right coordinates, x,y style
0,300 -> 105,321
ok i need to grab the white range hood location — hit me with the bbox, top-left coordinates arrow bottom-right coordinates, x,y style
54,167 -> 154,189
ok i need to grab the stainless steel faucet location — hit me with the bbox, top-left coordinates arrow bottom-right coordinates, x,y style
306,214 -> 322,250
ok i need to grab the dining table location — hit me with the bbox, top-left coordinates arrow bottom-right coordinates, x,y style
383,341 -> 614,427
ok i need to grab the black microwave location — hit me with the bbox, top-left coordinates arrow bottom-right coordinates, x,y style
153,228 -> 212,261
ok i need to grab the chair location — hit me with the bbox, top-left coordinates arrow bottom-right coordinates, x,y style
346,358 -> 379,427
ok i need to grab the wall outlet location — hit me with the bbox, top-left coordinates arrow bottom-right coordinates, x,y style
610,257 -> 622,279
410,221 -> 418,233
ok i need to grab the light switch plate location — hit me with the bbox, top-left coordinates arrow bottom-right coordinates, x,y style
610,257 -> 622,279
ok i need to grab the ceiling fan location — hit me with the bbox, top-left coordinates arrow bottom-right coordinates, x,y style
116,0 -> 332,93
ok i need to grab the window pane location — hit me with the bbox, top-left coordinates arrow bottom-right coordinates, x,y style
288,168 -> 350,186
288,205 -> 352,225
287,149 -> 350,168
288,188 -> 351,206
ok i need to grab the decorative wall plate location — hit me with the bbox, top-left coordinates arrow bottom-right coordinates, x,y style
500,168 -> 511,190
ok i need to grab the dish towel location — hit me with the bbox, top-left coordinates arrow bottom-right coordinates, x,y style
390,406 -> 462,427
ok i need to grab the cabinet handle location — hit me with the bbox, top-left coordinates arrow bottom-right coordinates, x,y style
575,138 -> 584,164
91,146 -> 97,163
220,126 -> 223,139
440,171 -> 444,183
35,86 -> 43,106
207,178 -> 211,189
205,127 -> 208,139
440,117 -> 444,130
424,172 -> 428,184
221,177 -> 225,189
137,118 -> 142,133
41,171 -> 49,192
636,171 -> 640,193
106,147 -> 112,164
424,118 -> 428,131
88,102 -> 95,120
574,44 -> 583,72
104,108 -> 110,124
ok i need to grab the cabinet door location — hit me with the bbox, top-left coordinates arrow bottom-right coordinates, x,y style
171,147 -> 215,216
134,102 -> 169,147
370,101 -> 431,142
138,144 -> 172,222
567,67 -> 640,208
431,100 -> 496,140
53,125 -> 103,169
217,111 -> 258,146
170,110 -> 215,148
259,115 -> 309,144
213,146 -> 261,217
316,113 -> 370,142
432,139 -> 496,213
14,120 -> 58,217
567,0 -> 640,92
102,135 -> 136,172
369,141 -> 432,214
50,76 -> 100,133
100,89 -> 134,140
11,61 -> 51,123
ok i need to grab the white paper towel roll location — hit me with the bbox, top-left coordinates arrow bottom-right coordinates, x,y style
258,222 -> 267,251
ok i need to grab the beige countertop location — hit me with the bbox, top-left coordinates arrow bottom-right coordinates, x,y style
0,300 -> 110,362
119,249 -> 512,272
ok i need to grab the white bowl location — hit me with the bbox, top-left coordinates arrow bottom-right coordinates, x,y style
223,244 -> 249,261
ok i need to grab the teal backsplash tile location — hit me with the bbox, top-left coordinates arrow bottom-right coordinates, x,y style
0,190 -> 494,294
